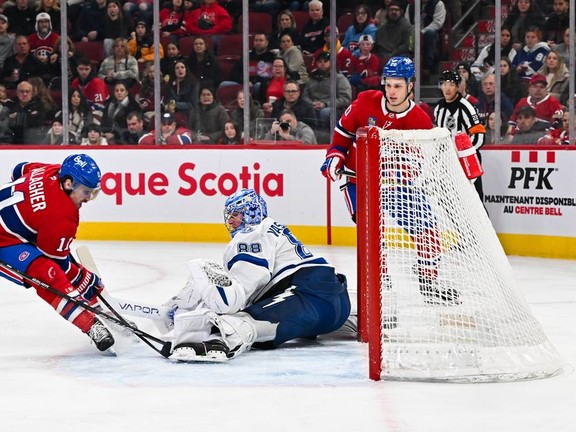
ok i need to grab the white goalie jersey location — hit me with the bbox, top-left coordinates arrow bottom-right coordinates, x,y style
162,216 -> 333,331
224,216 -> 331,306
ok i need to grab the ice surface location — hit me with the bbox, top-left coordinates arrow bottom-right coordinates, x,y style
1,241 -> 574,432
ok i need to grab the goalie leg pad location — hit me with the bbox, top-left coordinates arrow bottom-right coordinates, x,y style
211,312 -> 258,359
171,311 -> 260,362
172,308 -> 215,349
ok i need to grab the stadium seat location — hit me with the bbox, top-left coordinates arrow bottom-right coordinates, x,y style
292,11 -> 309,32
50,89 -> 62,107
238,12 -> 272,34
75,41 -> 104,66
178,36 -> 197,57
218,34 -> 245,57
218,56 -> 239,82
216,83 -> 243,112
179,35 -> 215,56
337,13 -> 354,36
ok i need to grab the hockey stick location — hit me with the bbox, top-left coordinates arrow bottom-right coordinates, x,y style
337,169 -> 357,178
0,259 -> 172,358
75,245 -> 171,322
74,246 -> 173,357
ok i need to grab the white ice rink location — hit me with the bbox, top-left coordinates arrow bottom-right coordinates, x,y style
1,240 -> 574,432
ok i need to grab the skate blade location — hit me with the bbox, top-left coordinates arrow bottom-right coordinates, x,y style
99,346 -> 117,357
170,346 -> 229,363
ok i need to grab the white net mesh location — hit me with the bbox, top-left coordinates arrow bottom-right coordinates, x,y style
369,128 -> 562,382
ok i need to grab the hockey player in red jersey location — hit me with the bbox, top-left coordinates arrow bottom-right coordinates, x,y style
0,154 -> 115,351
321,56 -> 458,305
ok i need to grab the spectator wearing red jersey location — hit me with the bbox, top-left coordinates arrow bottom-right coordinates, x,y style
505,73 -> 563,139
139,112 -> 193,145
27,12 -> 59,65
537,107 -> 571,145
71,58 -> 109,124
160,0 -> 189,42
309,26 -> 354,78
185,0 -> 232,53
349,34 -> 381,92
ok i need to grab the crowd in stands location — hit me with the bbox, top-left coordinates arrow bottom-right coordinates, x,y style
0,0 -> 573,145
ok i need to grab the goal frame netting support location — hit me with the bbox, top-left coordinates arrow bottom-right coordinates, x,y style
356,126 -> 562,382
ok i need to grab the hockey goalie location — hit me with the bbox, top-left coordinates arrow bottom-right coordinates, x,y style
159,189 -> 351,362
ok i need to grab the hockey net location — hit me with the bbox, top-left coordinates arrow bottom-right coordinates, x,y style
356,127 -> 562,382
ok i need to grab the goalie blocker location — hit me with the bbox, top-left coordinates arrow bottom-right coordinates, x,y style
162,189 -> 351,362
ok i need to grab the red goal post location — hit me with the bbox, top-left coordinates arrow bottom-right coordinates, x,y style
355,126 -> 563,382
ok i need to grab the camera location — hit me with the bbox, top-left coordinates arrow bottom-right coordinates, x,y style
279,121 -> 290,131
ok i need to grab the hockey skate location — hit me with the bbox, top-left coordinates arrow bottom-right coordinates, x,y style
171,339 -> 230,363
87,317 -> 115,351
418,276 -> 460,305
321,315 -> 359,339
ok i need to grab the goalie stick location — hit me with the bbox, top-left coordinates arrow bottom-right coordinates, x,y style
74,245 -> 174,357
0,259 -> 172,358
75,246 -> 171,322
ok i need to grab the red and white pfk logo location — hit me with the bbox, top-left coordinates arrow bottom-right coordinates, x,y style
508,150 -> 556,190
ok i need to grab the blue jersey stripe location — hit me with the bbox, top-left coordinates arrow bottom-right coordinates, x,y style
0,265 -> 25,286
11,162 -> 28,181
0,206 -> 37,244
227,253 -> 269,271
272,257 -> 329,281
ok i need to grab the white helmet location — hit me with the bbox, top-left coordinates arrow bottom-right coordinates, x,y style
35,12 -> 52,32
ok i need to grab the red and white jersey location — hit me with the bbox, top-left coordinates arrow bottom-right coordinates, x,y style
28,31 -> 60,61
0,163 -> 79,262
71,76 -> 109,109
138,128 -> 193,145
310,46 -> 355,77
509,95 -> 563,126
330,89 -> 433,173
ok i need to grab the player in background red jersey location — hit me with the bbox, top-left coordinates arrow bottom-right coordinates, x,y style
0,154 -> 115,351
321,56 -> 458,305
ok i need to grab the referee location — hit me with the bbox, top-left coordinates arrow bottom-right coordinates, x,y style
433,70 -> 486,201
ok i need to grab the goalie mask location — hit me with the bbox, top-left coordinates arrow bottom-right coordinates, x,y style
224,189 -> 268,237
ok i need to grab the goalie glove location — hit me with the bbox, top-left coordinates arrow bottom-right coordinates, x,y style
320,152 -> 345,182
160,259 -> 247,326
70,266 -> 104,304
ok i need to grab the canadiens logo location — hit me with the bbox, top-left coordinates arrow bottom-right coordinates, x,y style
18,251 -> 30,261
368,116 -> 377,126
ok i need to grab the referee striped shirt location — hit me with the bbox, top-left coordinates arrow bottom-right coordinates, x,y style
433,95 -> 486,150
